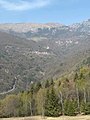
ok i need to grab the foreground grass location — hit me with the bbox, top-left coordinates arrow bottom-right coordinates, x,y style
1,115 -> 90,120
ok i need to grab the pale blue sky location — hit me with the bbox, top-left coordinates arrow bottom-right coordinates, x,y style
0,0 -> 90,25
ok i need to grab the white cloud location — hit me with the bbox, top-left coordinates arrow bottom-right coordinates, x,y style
0,0 -> 51,11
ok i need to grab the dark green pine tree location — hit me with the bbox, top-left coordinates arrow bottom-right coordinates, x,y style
45,87 -> 61,117
64,100 -> 78,116
50,79 -> 54,86
74,72 -> 78,82
34,81 -> 42,92
45,80 -> 50,88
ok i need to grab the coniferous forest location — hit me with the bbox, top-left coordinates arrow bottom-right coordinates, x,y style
0,65 -> 90,118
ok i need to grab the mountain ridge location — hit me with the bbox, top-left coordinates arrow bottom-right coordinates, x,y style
0,19 -> 90,93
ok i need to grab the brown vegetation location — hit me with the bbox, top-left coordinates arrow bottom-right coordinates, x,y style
1,115 -> 90,120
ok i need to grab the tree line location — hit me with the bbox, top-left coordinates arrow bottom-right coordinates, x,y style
0,66 -> 90,118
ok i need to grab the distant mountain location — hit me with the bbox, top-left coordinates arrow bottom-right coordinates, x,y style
0,23 -> 63,33
0,20 -> 90,40
0,20 -> 90,93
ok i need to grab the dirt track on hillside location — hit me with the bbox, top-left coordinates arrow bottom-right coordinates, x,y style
1,115 -> 90,120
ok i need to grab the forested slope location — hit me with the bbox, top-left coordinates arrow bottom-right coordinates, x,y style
0,62 -> 90,118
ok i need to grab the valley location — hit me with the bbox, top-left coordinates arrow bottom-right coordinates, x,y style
0,20 -> 90,93
0,0 -> 90,118
0,19 -> 90,119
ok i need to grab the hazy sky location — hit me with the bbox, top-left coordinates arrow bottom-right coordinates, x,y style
0,0 -> 90,24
